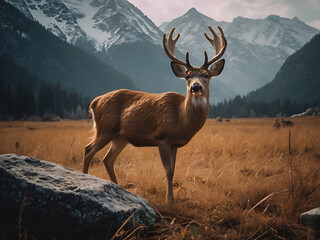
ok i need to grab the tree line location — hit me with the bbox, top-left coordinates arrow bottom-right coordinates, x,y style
0,56 -> 89,120
209,95 -> 319,118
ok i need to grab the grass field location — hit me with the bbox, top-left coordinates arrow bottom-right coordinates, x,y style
1,118 -> 320,239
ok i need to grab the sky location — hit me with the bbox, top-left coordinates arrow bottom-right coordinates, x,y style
127,0 -> 320,29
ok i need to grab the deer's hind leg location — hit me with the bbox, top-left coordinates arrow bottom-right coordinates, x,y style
83,134 -> 113,174
103,137 -> 127,183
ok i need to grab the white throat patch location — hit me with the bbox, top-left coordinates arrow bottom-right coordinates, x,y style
191,97 -> 208,109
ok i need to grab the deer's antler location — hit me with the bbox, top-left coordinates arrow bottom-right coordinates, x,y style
163,27 -> 194,69
202,26 -> 227,69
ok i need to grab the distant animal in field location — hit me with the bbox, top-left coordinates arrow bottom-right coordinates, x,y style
216,116 -> 223,122
83,26 -> 227,206
273,118 -> 281,128
280,118 -> 294,127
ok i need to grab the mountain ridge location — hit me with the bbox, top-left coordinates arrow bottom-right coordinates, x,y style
160,8 -> 319,101
5,0 -> 185,95
0,1 -> 136,99
4,1 -> 319,102
5,0 -> 162,52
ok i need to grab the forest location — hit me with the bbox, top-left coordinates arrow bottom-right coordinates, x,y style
0,55 -> 89,120
209,95 -> 318,118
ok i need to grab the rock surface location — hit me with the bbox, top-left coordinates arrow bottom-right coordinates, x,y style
291,107 -> 320,117
301,207 -> 320,228
0,154 -> 156,239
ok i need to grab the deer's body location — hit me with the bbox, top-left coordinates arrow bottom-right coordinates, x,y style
83,26 -> 227,206
89,89 -> 207,148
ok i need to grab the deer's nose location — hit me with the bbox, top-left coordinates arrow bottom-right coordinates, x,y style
191,83 -> 202,93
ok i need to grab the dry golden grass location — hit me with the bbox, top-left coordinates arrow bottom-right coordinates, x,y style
1,118 -> 320,239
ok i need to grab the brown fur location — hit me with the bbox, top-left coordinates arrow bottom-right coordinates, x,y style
83,26 -> 226,206
83,87 -> 210,207
90,89 -> 207,148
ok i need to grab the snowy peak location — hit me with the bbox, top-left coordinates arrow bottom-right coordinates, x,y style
184,7 -> 209,19
229,15 -> 319,54
161,7 -> 220,29
187,7 -> 198,14
160,8 -> 223,63
5,0 -> 162,51
62,0 -> 162,48
5,0 -> 95,50
161,8 -> 319,61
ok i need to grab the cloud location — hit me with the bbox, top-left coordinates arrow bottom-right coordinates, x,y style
128,0 -> 320,29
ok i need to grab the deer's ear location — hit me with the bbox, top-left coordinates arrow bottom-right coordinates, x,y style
171,62 -> 187,78
209,59 -> 225,77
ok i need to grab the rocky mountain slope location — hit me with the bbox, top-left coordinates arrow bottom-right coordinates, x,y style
247,33 -> 320,103
4,0 -> 178,95
5,0 -> 162,51
0,1 -> 136,99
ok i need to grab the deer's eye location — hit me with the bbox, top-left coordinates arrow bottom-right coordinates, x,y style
185,75 -> 191,80
204,74 -> 209,78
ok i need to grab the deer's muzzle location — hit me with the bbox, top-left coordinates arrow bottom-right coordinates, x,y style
191,83 -> 202,93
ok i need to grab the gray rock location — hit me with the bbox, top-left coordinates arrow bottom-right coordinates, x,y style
301,207 -> 320,228
0,154 -> 156,239
291,107 -> 319,117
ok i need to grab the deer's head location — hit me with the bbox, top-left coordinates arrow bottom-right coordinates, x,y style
163,26 -> 227,103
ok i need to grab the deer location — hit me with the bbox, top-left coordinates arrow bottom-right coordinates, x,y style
273,118 -> 281,128
83,26 -> 227,206
280,117 -> 294,127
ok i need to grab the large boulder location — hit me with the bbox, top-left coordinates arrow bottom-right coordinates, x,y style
301,207 -> 320,229
0,154 -> 156,239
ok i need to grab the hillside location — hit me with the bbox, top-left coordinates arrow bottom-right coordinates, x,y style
248,33 -> 320,103
0,1 -> 136,99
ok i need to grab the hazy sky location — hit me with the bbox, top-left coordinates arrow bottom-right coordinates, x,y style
127,0 -> 320,29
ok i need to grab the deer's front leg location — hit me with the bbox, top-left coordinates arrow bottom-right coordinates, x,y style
158,143 -> 175,206
170,147 -> 177,174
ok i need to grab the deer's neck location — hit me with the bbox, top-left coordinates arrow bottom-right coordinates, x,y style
182,92 -> 209,132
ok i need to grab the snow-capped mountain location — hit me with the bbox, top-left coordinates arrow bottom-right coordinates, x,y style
160,8 -> 319,101
160,8 -> 318,63
160,8 -> 227,63
0,1 -> 136,98
5,0 -> 162,51
226,15 -> 319,61
5,0 -> 178,95
62,0 -> 162,49
5,1 -> 319,102
5,0 -> 97,52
